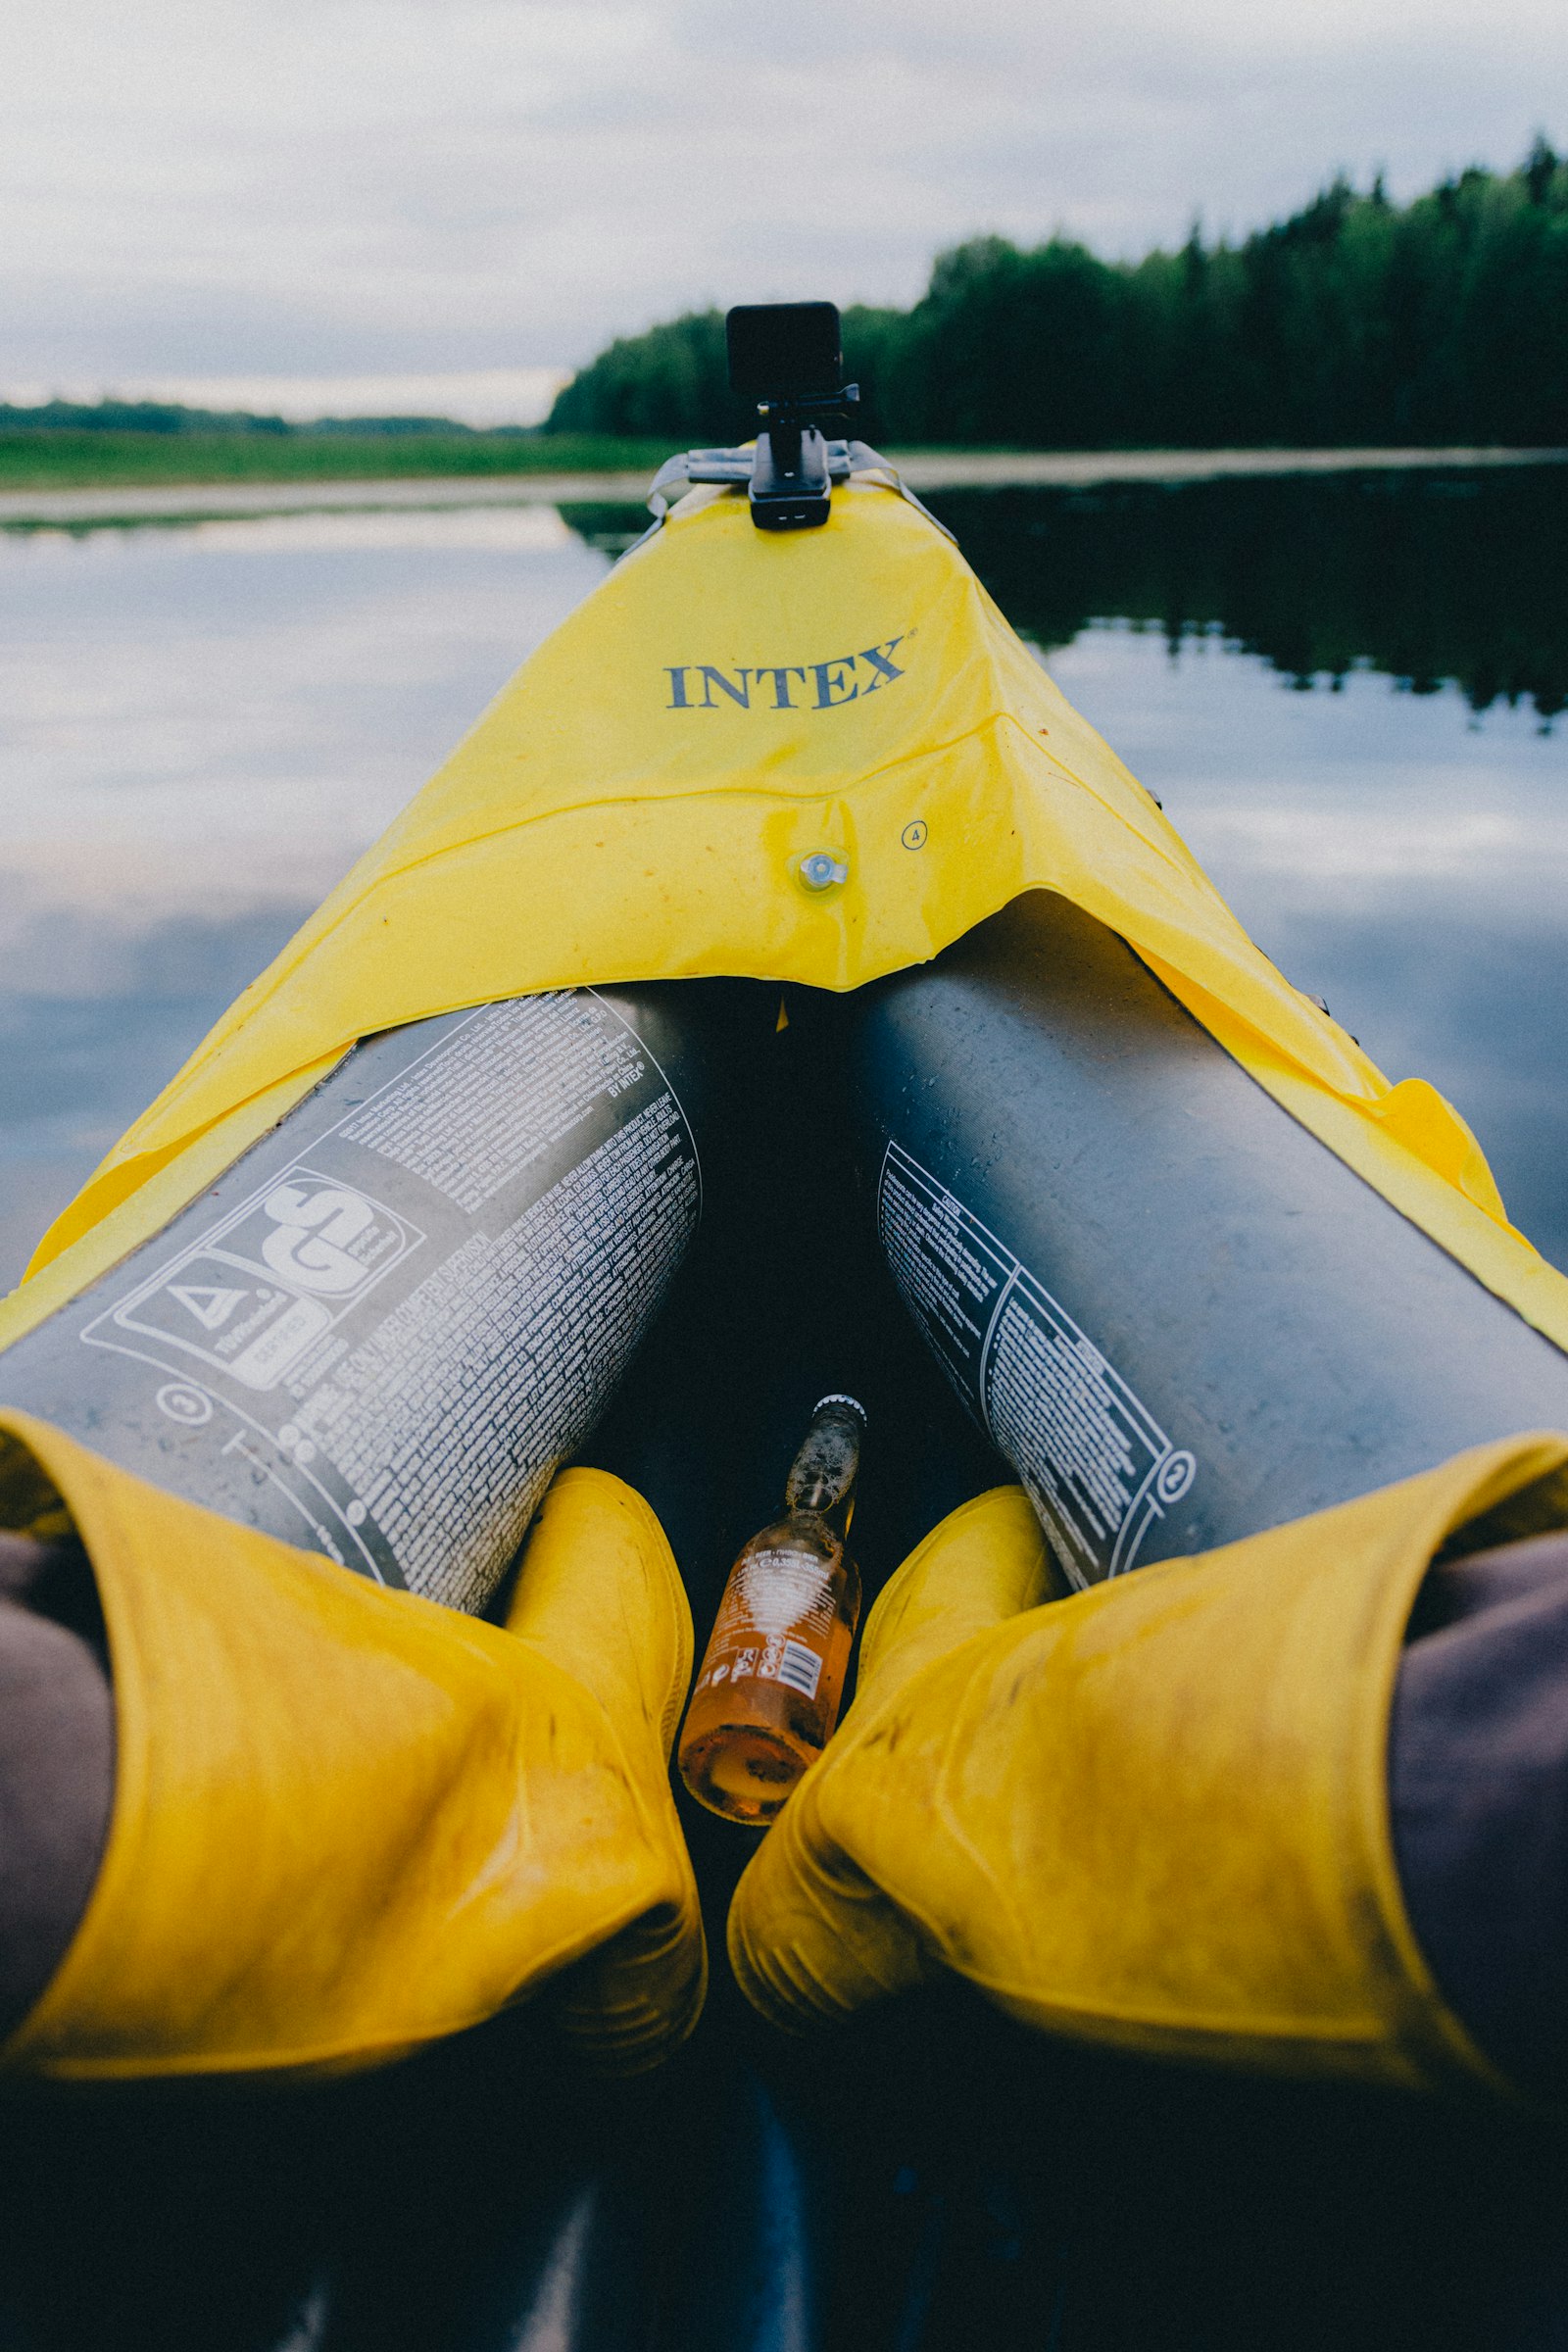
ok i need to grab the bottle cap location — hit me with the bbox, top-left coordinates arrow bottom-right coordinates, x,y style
813,1394 -> 867,1424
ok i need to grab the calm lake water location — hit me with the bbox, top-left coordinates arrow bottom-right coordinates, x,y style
2,466 -> 1566,1288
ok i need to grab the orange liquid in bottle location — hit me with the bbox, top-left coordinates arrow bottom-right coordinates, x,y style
678,1396 -> 864,1825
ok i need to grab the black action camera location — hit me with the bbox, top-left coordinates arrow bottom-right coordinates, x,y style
725,303 -> 858,530
726,302 -> 844,404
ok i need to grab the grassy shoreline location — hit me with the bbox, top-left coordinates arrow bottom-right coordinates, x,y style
0,429 -> 675,491
3,436 -> 1566,511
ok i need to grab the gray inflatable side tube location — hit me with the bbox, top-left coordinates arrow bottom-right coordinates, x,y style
0,984 -> 722,1613
849,893 -> 1568,1585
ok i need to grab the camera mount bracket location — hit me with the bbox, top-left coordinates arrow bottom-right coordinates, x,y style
639,302 -> 955,545
745,381 -> 860,531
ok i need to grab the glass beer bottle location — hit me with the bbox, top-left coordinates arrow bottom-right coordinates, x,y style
678,1396 -> 865,1825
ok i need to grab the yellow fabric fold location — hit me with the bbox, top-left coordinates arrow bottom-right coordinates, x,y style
9,476 -> 1568,1358
0,1423 -> 703,2081
729,1440 -> 1568,2095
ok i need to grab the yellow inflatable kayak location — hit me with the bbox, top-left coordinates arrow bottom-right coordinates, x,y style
0,302 -> 1560,2351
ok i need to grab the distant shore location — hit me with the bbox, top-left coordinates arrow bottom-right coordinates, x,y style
2,443 -> 1566,527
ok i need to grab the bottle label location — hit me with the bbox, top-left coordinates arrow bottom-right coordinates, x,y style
696,1633 -> 826,1699
730,1544 -> 831,1638
697,1549 -> 833,1698
773,1639 -> 824,1699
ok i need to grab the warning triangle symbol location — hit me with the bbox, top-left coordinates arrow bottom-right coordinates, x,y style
170,1283 -> 248,1332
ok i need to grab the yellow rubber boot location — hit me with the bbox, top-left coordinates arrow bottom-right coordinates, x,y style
504,1467 -> 706,2070
0,1415 -> 704,2081
729,1438 -> 1568,2096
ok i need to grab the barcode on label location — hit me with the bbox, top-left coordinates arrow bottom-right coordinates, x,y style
774,1640 -> 823,1699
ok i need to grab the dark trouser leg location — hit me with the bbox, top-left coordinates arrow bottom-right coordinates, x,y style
0,1532 -> 114,2039
1391,1530 -> 1568,2093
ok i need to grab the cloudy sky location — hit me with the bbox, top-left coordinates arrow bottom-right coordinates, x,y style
7,0 -> 1567,402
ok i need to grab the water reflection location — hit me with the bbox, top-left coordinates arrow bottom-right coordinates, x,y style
0,507 -> 610,1281
940,466 -> 1568,1265
1042,625 -> 1568,1261
932,466 -> 1568,717
1,470 -> 1565,1288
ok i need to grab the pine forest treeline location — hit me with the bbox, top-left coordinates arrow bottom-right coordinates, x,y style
549,144 -> 1568,450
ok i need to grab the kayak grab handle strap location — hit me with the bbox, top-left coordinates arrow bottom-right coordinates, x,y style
642,438 -> 956,545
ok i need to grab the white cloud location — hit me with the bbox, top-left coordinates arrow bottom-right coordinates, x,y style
3,0 -> 1564,378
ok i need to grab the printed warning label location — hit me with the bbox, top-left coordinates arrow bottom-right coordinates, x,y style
289,1087 -> 697,1608
878,1141 -> 1195,1585
111,1175 -> 419,1390
7,990 -> 704,1612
